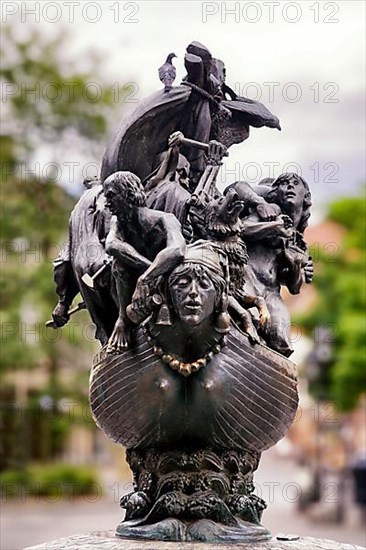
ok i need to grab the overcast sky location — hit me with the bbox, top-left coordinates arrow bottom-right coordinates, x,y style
4,0 -> 365,222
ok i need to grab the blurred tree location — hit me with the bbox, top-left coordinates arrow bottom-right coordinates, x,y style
0,23 -> 124,467
0,24 -> 120,161
300,192 -> 366,411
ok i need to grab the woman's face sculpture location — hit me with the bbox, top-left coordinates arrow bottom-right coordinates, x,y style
169,264 -> 217,326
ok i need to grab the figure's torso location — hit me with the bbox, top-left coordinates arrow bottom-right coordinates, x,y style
90,325 -> 298,453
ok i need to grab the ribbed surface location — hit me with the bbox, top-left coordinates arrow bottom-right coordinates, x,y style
89,327 -> 298,452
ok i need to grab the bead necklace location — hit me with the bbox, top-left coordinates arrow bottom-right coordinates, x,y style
144,325 -> 227,378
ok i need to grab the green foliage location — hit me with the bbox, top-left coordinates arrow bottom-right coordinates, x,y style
0,24 -> 122,467
328,192 -> 366,250
0,393 -> 96,471
302,192 -> 366,410
0,24 -> 118,377
0,464 -> 99,497
0,24 -> 124,156
0,469 -> 31,496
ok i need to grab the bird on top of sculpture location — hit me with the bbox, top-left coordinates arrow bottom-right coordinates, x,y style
158,52 -> 177,92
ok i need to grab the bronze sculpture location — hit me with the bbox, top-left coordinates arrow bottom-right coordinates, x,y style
238,173 -> 313,356
90,240 -> 298,542
50,41 -> 312,543
103,170 -> 186,352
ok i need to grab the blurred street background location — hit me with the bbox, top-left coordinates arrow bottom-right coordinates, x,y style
1,2 -> 365,549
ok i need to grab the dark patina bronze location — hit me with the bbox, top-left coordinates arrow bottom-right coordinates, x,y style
50,41 -> 313,543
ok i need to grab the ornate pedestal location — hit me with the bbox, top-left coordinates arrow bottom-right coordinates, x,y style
90,328 -> 298,542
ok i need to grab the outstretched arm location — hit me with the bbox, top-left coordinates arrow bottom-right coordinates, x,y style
138,213 -> 186,284
242,213 -> 293,242
227,181 -> 280,221
129,213 -> 186,320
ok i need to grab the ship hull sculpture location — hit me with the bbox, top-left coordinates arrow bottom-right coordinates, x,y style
50,41 -> 313,543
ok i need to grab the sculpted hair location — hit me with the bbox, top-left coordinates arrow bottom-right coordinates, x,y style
267,172 -> 312,234
107,171 -> 146,207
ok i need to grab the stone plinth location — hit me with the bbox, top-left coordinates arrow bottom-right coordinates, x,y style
25,531 -> 365,550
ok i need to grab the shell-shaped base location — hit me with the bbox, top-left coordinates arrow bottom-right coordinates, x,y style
89,327 -> 298,452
